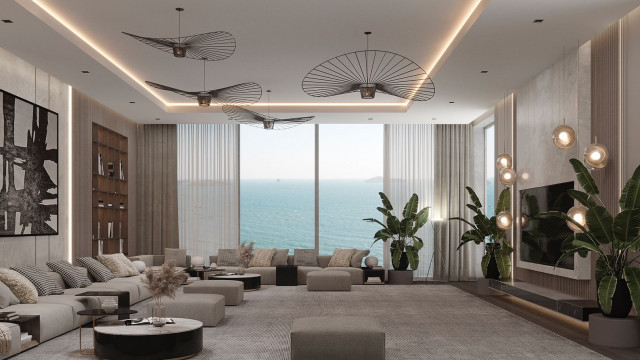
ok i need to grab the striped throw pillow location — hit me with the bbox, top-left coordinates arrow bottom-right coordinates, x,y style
77,257 -> 115,282
10,265 -> 64,296
47,260 -> 92,288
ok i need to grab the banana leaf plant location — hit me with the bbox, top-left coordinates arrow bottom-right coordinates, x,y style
363,193 -> 430,270
451,187 -> 513,280
540,159 -> 640,317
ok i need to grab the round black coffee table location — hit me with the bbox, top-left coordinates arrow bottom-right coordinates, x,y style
77,308 -> 138,355
208,273 -> 261,291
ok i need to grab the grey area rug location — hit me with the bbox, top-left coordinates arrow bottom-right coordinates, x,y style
12,284 -> 607,359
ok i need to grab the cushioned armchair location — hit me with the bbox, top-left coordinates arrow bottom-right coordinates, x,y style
129,248 -> 191,269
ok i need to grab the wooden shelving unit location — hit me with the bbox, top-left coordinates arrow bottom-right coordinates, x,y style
92,123 -> 128,256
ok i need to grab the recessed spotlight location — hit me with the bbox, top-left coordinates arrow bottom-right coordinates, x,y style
432,117 -> 437,121
480,70 -> 488,74
129,101 -> 136,104
449,101 -> 455,104
533,19 -> 544,23
81,70 -> 90,74
1,20 -> 13,24
155,118 -> 161,121
368,117 -> 373,121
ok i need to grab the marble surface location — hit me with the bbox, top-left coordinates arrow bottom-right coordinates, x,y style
94,318 -> 202,336
210,273 -> 260,279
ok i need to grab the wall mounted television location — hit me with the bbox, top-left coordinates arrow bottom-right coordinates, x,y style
520,181 -> 574,270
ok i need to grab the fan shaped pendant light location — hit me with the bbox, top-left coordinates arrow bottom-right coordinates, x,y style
552,48 -> 577,150
223,90 -> 314,130
302,32 -> 435,101
123,8 -> 236,61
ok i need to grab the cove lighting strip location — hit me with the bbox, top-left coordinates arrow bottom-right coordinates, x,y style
67,85 -> 73,262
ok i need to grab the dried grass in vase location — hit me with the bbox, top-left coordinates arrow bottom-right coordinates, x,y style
237,241 -> 255,274
142,259 -> 187,306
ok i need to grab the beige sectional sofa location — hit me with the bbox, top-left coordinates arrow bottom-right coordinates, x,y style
209,254 -> 364,285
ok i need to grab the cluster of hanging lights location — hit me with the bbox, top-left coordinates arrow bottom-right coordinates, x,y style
495,93 -> 514,230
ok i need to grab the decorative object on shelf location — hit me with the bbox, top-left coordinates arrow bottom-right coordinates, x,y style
552,47 -> 576,149
499,168 -> 517,186
540,159 -> 640,318
98,200 -> 104,208
98,153 -> 104,175
191,256 -> 205,268
223,90 -> 314,130
145,59 -> 262,107
583,137 -> 609,169
566,205 -> 588,232
101,298 -> 118,313
237,241 -> 255,275
364,256 -> 379,269
451,187 -> 513,280
496,211 -> 513,230
98,239 -> 104,256
107,202 -> 113,208
119,160 -> 125,180
364,192 -> 429,270
119,202 -> 125,209
0,89 -> 58,236
107,222 -> 113,238
119,239 -> 124,253
302,32 -> 435,101
107,162 -> 115,177
142,259 -> 187,327
123,8 -> 236,61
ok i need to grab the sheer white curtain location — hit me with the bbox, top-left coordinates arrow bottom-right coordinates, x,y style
177,124 -> 239,264
384,124 -> 435,280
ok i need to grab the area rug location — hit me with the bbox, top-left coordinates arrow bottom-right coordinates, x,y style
12,284 -> 607,359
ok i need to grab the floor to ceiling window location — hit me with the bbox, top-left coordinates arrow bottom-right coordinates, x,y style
485,124 -> 495,215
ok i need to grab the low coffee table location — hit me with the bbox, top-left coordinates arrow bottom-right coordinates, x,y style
208,273 -> 261,291
185,267 -> 226,280
94,318 -> 203,360
77,308 -> 138,355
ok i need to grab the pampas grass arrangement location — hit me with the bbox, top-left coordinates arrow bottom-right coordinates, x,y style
237,241 -> 255,274
142,259 -> 187,307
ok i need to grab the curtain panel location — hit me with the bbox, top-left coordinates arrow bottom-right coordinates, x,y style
177,124 -> 239,263
432,124 -> 479,281
384,124 -> 435,280
137,124 -> 179,255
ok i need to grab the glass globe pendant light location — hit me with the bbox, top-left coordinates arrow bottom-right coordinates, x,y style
496,92 -> 514,175
499,168 -> 517,186
552,49 -> 576,150
496,211 -> 513,230
521,213 -> 529,228
566,205 -> 588,232
584,136 -> 609,169
496,153 -> 512,170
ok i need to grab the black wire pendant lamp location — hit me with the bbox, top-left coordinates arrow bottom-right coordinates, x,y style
302,32 -> 435,101
123,8 -> 236,61
223,90 -> 314,130
146,59 -> 262,106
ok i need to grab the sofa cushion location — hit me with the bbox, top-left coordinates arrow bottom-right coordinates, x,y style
38,294 -> 97,325
217,249 -> 239,266
96,254 -> 136,278
327,249 -> 357,267
44,271 -> 66,290
296,266 -> 323,285
322,267 -> 364,285
10,265 -> 64,296
77,257 -> 115,282
112,253 -> 140,276
249,249 -> 276,267
294,249 -> 317,266
270,249 -> 290,266
0,269 -> 38,304
245,267 -> 276,285
131,261 -> 147,273
350,249 -> 371,267
164,248 -> 187,267
0,281 -> 19,309
47,260 -> 92,288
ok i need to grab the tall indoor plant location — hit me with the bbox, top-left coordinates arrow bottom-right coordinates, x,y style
541,159 -> 640,318
451,187 -> 513,280
364,193 -> 429,270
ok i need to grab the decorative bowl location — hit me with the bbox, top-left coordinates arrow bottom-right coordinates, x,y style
101,299 -> 118,313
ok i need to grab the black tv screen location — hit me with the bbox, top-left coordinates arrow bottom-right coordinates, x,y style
520,181 -> 575,269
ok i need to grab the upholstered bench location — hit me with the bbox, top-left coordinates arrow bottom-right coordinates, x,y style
291,316 -> 385,360
183,280 -> 244,306
146,294 -> 225,327
306,271 -> 351,291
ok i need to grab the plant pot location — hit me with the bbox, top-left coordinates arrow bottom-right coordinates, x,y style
392,251 -> 409,270
602,279 -> 633,318
484,254 -> 500,280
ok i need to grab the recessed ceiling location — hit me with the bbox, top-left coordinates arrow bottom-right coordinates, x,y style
2,0 -> 639,124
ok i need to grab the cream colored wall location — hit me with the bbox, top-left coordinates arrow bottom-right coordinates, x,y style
0,47 -> 69,267
624,6 -> 640,181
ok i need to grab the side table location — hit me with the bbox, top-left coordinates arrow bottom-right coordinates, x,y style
5,315 -> 40,351
276,265 -> 298,286
362,267 -> 385,284
388,270 -> 413,284
75,291 -> 131,320
77,308 -> 138,355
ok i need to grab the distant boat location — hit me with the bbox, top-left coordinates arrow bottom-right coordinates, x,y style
276,179 -> 281,182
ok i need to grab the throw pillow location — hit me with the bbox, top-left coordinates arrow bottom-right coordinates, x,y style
249,249 -> 277,267
350,249 -> 371,267
294,249 -> 318,266
0,280 -> 20,309
270,249 -> 290,266
0,269 -> 37,304
76,257 -> 115,282
46,260 -> 92,288
164,248 -> 187,267
112,253 -> 140,276
217,249 -> 239,266
327,248 -> 357,267
131,260 -> 147,273
10,265 -> 64,296
96,255 -> 130,278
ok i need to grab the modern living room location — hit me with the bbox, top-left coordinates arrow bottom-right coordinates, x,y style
1,0 -> 640,359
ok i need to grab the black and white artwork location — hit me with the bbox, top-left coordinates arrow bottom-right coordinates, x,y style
0,89 -> 58,236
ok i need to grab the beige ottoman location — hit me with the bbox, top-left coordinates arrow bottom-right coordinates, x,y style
291,316 -> 385,360
306,271 -> 351,291
184,280 -> 244,305
146,294 -> 225,327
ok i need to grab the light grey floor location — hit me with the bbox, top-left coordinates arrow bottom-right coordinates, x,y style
13,284 -> 608,359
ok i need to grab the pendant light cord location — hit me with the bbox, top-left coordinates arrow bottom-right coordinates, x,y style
202,59 -> 206,91
576,42 -> 580,158
365,32 -> 370,84
267,90 -> 271,119
178,10 -> 181,45
562,46 -> 565,125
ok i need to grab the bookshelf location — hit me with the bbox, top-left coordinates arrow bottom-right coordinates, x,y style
92,123 -> 128,256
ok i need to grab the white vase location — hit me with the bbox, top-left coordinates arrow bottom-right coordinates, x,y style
364,256 -> 379,268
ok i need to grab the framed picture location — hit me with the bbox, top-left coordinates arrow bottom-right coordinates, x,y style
0,89 -> 58,236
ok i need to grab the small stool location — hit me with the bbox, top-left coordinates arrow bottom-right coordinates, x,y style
184,280 -> 244,305
306,271 -> 351,291
291,316 -> 385,360
146,294 -> 225,327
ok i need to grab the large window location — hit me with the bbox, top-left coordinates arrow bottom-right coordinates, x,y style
485,124 -> 495,215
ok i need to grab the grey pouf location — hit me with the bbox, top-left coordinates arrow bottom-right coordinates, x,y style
306,271 -> 351,291
146,294 -> 225,327
291,316 -> 385,360
184,280 -> 244,305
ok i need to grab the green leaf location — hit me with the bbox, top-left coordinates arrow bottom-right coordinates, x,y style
379,192 -> 393,211
400,217 -> 413,236
613,209 -> 640,247
467,204 -> 483,215
567,189 -> 598,209
406,246 -> 419,270
481,254 -> 491,277
466,186 -> 483,209
586,206 -> 614,245
570,158 -> 600,195
473,214 -> 492,237
374,229 -> 393,240
387,216 -> 401,234
363,218 -> 385,227
500,239 -> 513,255
496,188 -> 511,214
412,207 -> 430,235
539,211 -> 589,233
376,207 -> 394,219
595,256 -> 611,282
462,230 -> 484,244
629,235 -> 640,252
391,249 -> 402,269
403,194 -> 419,219
494,252 -> 511,280
623,267 -> 640,315
598,276 -> 617,315
571,239 -> 600,254
412,237 -> 424,251
554,249 -> 580,268
620,164 -> 640,210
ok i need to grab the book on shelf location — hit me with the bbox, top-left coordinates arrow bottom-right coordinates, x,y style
98,153 -> 104,175
98,200 -> 104,208
20,333 -> 32,344
108,162 -> 115,178
0,314 -> 19,321
119,160 -> 125,180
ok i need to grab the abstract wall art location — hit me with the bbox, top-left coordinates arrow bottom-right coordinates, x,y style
0,89 -> 58,236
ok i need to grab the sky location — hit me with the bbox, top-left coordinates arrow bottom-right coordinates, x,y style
240,124 -> 383,180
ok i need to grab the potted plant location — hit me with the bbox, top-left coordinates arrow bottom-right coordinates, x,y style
142,259 -> 187,326
364,193 -> 429,270
541,159 -> 640,318
451,187 -> 513,280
